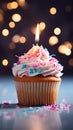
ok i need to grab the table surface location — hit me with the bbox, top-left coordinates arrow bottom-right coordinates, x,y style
0,75 -> 73,130
0,104 -> 73,130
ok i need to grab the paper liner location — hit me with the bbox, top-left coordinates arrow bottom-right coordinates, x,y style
14,81 -> 61,106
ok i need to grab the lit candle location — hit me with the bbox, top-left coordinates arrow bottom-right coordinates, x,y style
35,23 -> 40,45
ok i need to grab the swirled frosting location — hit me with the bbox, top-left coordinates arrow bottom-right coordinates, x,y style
12,45 -> 63,77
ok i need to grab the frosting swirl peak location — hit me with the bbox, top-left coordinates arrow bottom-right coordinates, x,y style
12,45 -> 63,77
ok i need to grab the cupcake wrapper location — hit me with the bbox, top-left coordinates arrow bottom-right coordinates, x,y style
14,81 -> 61,106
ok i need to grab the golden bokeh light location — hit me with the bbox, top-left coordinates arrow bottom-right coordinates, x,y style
12,13 -> 22,22
7,2 -> 18,10
2,59 -> 8,66
31,27 -> 36,35
64,48 -> 71,56
11,2 -> 18,9
64,41 -> 72,49
9,21 -> 15,28
12,34 -> 20,43
2,29 -> 9,36
50,7 -> 57,15
54,27 -> 61,35
68,58 -> 73,66
7,2 -> 11,10
58,45 -> 66,54
58,44 -> 71,56
17,0 -> 26,7
19,36 -> 26,43
39,22 -> 46,31
48,35 -> 59,45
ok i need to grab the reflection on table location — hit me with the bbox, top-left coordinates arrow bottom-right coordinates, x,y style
0,107 -> 62,130
0,105 -> 73,130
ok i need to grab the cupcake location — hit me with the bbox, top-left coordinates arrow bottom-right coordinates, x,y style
12,45 -> 63,106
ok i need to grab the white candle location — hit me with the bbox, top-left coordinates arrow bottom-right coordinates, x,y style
35,23 -> 40,44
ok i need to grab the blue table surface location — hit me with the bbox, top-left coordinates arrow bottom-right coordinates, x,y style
0,105 -> 73,130
0,75 -> 73,130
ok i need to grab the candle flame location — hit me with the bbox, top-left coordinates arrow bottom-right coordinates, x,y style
35,23 -> 40,43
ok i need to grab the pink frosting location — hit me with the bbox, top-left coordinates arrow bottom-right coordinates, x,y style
12,45 -> 63,77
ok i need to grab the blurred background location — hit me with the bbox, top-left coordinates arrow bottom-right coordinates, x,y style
0,0 -> 73,76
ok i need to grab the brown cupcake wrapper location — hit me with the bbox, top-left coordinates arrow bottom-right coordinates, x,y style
14,81 -> 61,106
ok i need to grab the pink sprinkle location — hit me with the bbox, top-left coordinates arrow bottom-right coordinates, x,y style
17,61 -> 20,65
40,63 -> 45,66
33,64 -> 39,68
15,55 -> 19,58
49,57 -> 58,63
50,105 -> 58,111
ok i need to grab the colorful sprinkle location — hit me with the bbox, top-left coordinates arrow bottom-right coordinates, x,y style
12,45 -> 63,77
22,64 -> 26,69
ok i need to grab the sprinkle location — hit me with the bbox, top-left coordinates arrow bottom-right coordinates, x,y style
35,107 -> 40,112
15,55 -> 19,58
29,68 -> 37,74
0,100 -> 72,115
33,64 -> 39,68
27,107 -> 34,113
22,109 -> 27,113
13,63 -> 17,66
22,64 -> 26,69
50,54 -> 56,57
38,69 -> 43,74
17,61 -> 21,65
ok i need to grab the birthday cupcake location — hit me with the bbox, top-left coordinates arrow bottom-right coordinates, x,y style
12,45 -> 63,106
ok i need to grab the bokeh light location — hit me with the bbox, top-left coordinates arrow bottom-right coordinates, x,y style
0,9 -> 4,23
54,27 -> 61,35
12,34 -> 20,43
2,29 -> 9,36
7,2 -> 12,10
19,36 -> 26,43
7,2 -> 18,10
2,59 -> 8,66
39,22 -> 46,31
48,35 -> 59,45
64,41 -> 72,49
9,42 -> 16,49
49,7 -> 57,15
31,27 -> 36,35
58,44 -> 71,56
64,48 -> 71,56
9,21 -> 15,28
17,0 -> 26,7
12,13 -> 22,22
68,58 -> 73,66
10,2 -> 18,9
